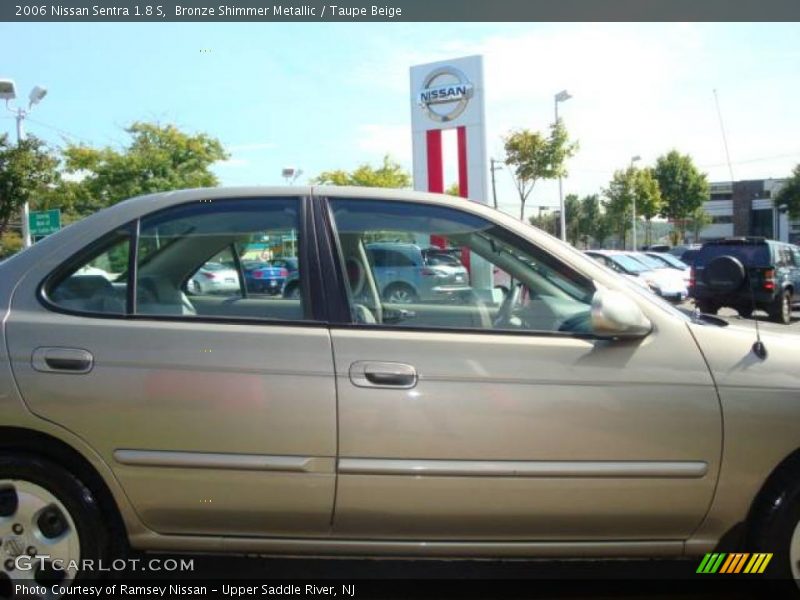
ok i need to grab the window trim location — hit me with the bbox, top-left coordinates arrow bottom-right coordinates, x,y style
320,196 -> 599,338
39,196 -> 325,327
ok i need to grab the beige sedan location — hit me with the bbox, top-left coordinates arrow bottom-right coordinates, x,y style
1,187 -> 799,588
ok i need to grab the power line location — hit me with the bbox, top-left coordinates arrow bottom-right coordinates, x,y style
23,117 -> 94,145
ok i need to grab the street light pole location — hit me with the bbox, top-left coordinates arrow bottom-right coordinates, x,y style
554,90 -> 572,242
2,80 -> 48,249
630,155 -> 641,250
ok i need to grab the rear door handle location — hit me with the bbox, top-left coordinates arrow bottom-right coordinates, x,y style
349,361 -> 417,389
32,347 -> 94,374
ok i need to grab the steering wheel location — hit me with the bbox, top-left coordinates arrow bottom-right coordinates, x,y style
493,282 -> 522,328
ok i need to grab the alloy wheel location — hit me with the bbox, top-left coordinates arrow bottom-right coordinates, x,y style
0,480 -> 80,594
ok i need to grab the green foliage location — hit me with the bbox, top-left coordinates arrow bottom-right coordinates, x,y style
445,182 -> 461,197
603,168 -> 636,247
55,122 -> 228,216
578,194 -> 611,247
0,134 -> 59,240
776,163 -> 800,219
313,155 -> 411,188
687,206 -> 712,241
653,150 -> 709,242
528,210 -> 559,236
0,230 -> 23,259
504,121 -> 578,220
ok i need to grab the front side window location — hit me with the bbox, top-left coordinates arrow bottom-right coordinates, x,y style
328,198 -> 595,334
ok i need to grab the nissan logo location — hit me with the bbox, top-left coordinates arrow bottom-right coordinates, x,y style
417,66 -> 474,123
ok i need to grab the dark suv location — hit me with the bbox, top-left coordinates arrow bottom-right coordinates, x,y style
690,237 -> 800,324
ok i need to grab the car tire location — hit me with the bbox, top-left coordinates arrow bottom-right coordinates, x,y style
0,454 -> 112,589
283,282 -> 300,299
748,460 -> 800,582
737,305 -> 754,319
696,300 -> 718,315
769,290 -> 792,325
383,283 -> 418,304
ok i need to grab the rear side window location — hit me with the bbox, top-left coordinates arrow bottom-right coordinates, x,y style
45,197 -> 310,323
46,227 -> 131,315
696,243 -> 771,267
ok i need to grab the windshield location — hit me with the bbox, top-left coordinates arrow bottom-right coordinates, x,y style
630,253 -> 670,270
649,253 -> 687,269
607,254 -> 650,274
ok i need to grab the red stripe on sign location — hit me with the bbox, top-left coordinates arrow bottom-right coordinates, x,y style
426,129 -> 444,193
427,129 -> 446,248
457,126 -> 469,198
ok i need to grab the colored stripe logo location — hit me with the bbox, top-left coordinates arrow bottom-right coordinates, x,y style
697,553 -> 772,574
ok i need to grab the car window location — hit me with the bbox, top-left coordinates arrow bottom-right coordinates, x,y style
135,197 -> 308,321
329,198 -> 595,334
695,243 -> 771,267
47,228 -> 131,315
609,254 -> 649,274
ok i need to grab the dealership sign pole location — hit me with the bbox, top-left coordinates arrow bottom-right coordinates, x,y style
410,55 -> 491,293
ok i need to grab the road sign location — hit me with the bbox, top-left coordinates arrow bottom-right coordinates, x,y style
29,209 -> 61,237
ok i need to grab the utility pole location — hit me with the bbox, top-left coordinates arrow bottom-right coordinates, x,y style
490,158 -> 501,209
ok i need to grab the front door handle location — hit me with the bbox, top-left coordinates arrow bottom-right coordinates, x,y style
32,347 -> 94,374
349,361 -> 417,389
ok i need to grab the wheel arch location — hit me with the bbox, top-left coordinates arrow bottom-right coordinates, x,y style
0,426 -> 129,543
745,446 -> 800,541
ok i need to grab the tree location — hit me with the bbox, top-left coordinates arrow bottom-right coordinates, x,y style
503,120 -> 578,221
313,155 -> 411,188
633,168 -> 663,246
0,134 -> 59,252
564,193 -> 582,246
603,168 -> 637,248
653,150 -> 709,243
56,122 -> 228,215
445,182 -> 460,197
528,210 -> 559,236
687,206 -> 712,242
776,163 -> 800,218
577,194 -> 607,248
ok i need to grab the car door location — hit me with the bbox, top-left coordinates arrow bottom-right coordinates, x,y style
5,195 -> 337,537
321,194 -> 721,543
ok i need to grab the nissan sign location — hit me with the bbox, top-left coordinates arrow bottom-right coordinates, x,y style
417,66 -> 474,123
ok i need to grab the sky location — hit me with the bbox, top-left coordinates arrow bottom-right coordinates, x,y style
1,22 -> 799,220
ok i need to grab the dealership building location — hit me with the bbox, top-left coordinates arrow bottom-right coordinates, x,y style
696,178 -> 799,244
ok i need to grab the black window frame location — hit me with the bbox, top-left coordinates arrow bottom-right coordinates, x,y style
39,195 -> 327,326
319,195 -> 598,339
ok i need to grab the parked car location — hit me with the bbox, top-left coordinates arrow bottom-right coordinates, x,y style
585,250 -> 688,302
690,237 -> 800,324
645,251 -> 691,287
627,252 -> 689,302
271,257 -> 301,299
242,260 -> 288,295
669,244 -> 703,267
187,261 -> 241,294
2,187 -> 800,585
364,242 -> 470,303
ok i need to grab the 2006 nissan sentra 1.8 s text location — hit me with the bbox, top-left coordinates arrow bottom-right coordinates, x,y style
1,186 -> 799,588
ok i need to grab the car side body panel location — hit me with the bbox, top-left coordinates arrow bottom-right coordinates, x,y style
684,322 -> 800,554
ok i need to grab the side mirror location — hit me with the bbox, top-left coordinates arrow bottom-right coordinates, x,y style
702,255 -> 745,292
591,288 -> 653,338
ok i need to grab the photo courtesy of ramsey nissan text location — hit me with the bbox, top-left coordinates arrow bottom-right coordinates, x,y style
2,1 -> 800,599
